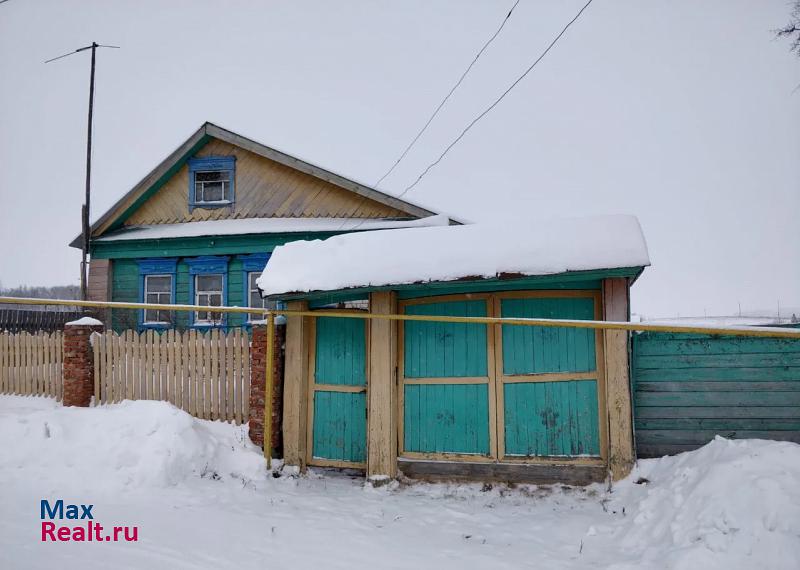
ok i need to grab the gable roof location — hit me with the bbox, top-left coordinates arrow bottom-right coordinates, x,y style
71,122 -> 441,248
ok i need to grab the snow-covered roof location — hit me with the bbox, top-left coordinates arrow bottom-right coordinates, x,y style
94,215 -> 452,242
258,214 -> 650,296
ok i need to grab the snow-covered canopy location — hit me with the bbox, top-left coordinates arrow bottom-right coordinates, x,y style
95,215 -> 452,242
258,214 -> 650,296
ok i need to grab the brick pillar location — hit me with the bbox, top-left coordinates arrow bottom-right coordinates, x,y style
249,323 -> 286,456
62,321 -> 104,407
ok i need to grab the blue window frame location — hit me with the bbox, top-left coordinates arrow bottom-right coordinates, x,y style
238,253 -> 274,322
188,156 -> 236,211
186,256 -> 229,328
136,258 -> 178,329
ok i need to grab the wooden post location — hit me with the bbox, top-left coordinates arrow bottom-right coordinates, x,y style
367,291 -> 398,482
602,277 -> 635,481
282,301 -> 310,470
264,312 -> 275,468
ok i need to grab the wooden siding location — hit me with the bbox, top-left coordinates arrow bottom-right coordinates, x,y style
632,332 -> 800,457
124,138 -> 408,226
403,300 -> 488,378
503,380 -> 600,457
311,391 -> 367,463
87,259 -> 111,302
110,258 -> 250,331
314,317 -> 366,386
308,315 -> 367,466
403,383 -> 491,454
500,297 -> 596,375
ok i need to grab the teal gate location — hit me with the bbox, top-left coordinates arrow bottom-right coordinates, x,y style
632,331 -> 800,457
399,293 -> 603,461
309,316 -> 367,467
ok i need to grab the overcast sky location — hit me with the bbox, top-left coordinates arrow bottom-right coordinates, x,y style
1,0 -> 798,318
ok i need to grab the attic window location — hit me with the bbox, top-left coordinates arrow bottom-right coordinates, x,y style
188,156 -> 236,210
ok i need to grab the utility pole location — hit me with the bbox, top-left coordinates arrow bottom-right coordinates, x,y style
46,42 -> 119,300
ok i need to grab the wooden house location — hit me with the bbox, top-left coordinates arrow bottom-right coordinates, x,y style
258,216 -> 650,484
69,123 -> 448,331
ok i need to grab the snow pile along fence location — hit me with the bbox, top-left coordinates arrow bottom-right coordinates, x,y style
0,330 -> 63,400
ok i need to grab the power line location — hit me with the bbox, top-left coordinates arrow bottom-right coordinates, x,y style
396,0 -> 596,199
373,0 -> 520,189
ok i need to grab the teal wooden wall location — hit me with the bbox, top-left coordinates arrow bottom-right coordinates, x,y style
311,317 -> 367,463
403,300 -> 491,455
500,297 -> 600,458
404,300 -> 488,378
110,257 -> 251,331
314,317 -> 366,386
403,384 -> 490,454
632,332 -> 800,457
504,380 -> 599,456
312,391 -> 367,463
500,297 -> 596,375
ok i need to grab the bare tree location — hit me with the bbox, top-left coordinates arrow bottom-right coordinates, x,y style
778,0 -> 800,55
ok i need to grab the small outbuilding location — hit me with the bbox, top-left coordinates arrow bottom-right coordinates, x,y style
259,214 -> 650,485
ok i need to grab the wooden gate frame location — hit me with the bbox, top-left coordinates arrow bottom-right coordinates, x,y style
397,290 -> 607,467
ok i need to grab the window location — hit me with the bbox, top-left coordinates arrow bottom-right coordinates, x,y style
238,253 -> 273,322
143,275 -> 173,324
136,258 -> 177,329
186,255 -> 229,327
248,272 -> 266,311
194,170 -> 231,203
195,274 -> 224,325
188,156 -> 236,209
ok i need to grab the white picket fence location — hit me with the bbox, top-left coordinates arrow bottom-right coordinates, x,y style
93,329 -> 251,424
0,331 -> 63,400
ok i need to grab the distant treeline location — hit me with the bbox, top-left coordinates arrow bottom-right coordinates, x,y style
0,285 -> 81,301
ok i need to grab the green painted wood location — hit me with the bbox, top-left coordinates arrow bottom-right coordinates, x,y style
311,316 -> 367,463
632,331 -> 800,456
403,384 -> 490,455
633,367 -> 800,381
404,300 -> 488,378
311,391 -> 367,462
633,334 -> 800,356
635,391 -> 800,407
396,278 -> 602,300
635,406 -> 800,419
500,297 -> 596,375
92,231 -> 343,260
637,381 -> 800,392
276,267 -> 643,303
636,430 -> 800,445
636,418 -> 800,430
636,352 -> 800,369
314,317 -> 366,386
503,380 -> 600,457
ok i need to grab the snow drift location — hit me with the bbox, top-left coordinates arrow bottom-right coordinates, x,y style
1,396 -> 798,569
608,436 -> 800,569
0,397 -> 266,493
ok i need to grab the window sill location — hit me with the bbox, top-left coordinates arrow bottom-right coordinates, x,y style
189,201 -> 234,211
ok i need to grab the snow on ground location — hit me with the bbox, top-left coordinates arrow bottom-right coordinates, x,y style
1,395 -> 798,570
258,214 -> 650,295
